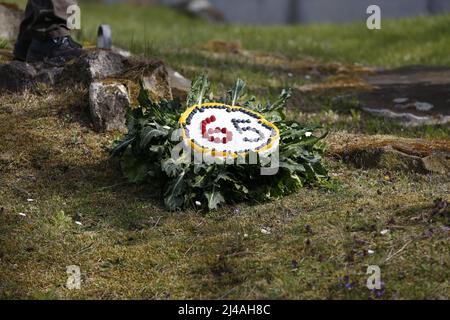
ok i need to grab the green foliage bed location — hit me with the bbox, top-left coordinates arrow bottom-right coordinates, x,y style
113,76 -> 328,210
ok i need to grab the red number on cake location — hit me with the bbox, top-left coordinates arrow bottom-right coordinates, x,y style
201,116 -> 233,144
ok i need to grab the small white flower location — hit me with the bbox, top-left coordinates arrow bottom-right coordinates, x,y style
195,201 -> 201,206
380,229 -> 390,235
27,199 -> 34,202
368,249 -> 375,255
305,132 -> 312,137
75,221 -> 82,226
260,228 -> 271,235
243,233 -> 248,238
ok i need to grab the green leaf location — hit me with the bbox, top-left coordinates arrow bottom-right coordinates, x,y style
187,75 -> 210,106
269,89 -> 292,112
204,186 -> 225,210
227,78 -> 246,106
139,123 -> 169,148
164,172 -> 188,210
279,158 -> 306,173
162,152 -> 190,178
257,88 -> 291,121
111,136 -> 135,157
121,148 -> 151,183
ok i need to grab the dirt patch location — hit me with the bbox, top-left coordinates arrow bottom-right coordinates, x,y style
327,132 -> 450,174
297,76 -> 373,93
199,40 -> 376,81
201,40 -> 242,54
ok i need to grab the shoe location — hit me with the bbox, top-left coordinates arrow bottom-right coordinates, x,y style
13,39 -> 31,61
26,36 -> 83,63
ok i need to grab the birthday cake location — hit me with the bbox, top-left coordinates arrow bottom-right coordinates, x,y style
179,103 -> 280,158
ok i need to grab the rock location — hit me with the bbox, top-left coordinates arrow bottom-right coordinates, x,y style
393,97 -> 409,104
34,64 -> 65,85
414,102 -> 434,112
176,0 -> 225,23
0,47 -> 189,133
0,49 -> 128,92
89,82 -> 130,132
0,61 -> 37,91
0,47 -> 189,110
62,49 -> 127,83
0,60 -> 68,92
328,133 -> 450,175
111,46 -> 132,58
141,63 -> 173,102
0,3 -> 23,41
167,68 -> 191,100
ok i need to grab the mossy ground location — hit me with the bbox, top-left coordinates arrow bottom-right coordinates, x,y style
0,1 -> 449,299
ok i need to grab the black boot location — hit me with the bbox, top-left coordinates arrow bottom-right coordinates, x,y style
26,36 -> 83,64
13,39 -> 31,61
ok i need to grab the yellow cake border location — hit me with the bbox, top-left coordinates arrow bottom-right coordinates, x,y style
179,103 -> 280,158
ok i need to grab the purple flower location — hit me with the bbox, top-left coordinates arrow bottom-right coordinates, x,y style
370,281 -> 386,298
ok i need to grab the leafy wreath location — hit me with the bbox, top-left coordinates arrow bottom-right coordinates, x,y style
112,75 -> 328,211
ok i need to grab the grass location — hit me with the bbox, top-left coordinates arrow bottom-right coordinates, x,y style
78,4 -> 450,67
0,40 -> 8,49
0,1 -> 449,299
73,2 -> 450,68
8,0 -> 450,69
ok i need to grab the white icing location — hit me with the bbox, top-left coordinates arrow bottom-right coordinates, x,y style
183,106 -> 278,155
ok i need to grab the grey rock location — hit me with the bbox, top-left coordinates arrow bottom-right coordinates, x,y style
62,49 -> 127,84
141,63 -> 173,102
169,0 -> 225,22
35,65 -> 65,85
393,97 -> 408,104
0,49 -> 128,92
0,3 -> 23,41
167,68 -> 191,100
414,101 -> 434,112
111,46 -> 132,58
89,82 -> 129,132
0,61 -> 37,91
0,60 -> 66,92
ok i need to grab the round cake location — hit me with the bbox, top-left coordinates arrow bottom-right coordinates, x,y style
179,103 -> 280,158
